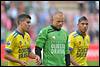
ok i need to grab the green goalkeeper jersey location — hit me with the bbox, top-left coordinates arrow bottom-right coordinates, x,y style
36,25 -> 69,66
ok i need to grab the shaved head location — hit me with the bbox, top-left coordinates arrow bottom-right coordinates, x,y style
52,11 -> 65,20
52,11 -> 65,29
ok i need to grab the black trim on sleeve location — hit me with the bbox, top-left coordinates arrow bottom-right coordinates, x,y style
65,54 -> 70,66
5,48 -> 12,54
28,48 -> 31,53
35,46 -> 42,59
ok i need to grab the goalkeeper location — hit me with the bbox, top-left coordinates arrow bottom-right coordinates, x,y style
35,11 -> 70,66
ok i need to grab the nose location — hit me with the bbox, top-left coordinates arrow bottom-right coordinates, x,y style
28,23 -> 31,27
59,22 -> 63,25
84,24 -> 87,27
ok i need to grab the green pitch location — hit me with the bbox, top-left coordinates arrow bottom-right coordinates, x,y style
1,60 -> 37,66
87,61 -> 99,66
1,60 -> 99,66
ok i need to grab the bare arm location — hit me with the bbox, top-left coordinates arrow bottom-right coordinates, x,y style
28,52 -> 41,65
5,53 -> 27,66
28,52 -> 37,59
70,55 -> 80,66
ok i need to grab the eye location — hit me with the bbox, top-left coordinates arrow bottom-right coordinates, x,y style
86,23 -> 88,25
81,23 -> 84,25
57,21 -> 64,23
27,21 -> 30,24
57,21 -> 61,22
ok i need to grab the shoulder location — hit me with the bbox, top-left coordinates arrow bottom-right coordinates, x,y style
86,34 -> 90,37
61,29 -> 65,32
7,31 -> 17,39
25,32 -> 30,37
70,31 -> 78,37
42,25 -> 51,31
13,31 -> 19,38
86,34 -> 90,39
61,29 -> 69,36
39,26 -> 52,34
40,26 -> 49,31
6,31 -> 17,42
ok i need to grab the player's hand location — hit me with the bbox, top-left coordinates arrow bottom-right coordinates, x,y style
19,61 -> 27,66
73,63 -> 80,66
34,55 -> 41,65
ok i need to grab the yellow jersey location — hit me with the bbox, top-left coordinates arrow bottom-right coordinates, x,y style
69,31 -> 90,66
5,30 -> 31,66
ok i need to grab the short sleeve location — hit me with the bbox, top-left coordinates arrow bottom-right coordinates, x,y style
68,34 -> 75,51
36,28 -> 47,48
5,34 -> 15,54
65,33 -> 69,54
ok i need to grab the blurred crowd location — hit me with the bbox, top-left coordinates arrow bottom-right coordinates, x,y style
1,1 -> 99,44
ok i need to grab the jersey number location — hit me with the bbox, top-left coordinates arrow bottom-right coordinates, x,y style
76,48 -> 88,57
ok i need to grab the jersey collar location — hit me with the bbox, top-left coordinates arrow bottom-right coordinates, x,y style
51,25 -> 61,31
15,30 -> 24,38
76,30 -> 86,38
76,30 -> 82,35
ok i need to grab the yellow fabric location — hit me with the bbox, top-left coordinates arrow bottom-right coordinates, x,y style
5,31 -> 31,66
69,31 -> 90,66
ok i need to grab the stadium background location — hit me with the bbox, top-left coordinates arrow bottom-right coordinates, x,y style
1,1 -> 99,66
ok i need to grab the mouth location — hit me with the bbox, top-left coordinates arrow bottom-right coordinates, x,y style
27,26 -> 30,29
57,26 -> 62,29
83,28 -> 87,32
59,25 -> 63,27
84,28 -> 87,30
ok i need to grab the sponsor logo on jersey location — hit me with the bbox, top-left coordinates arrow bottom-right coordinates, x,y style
7,41 -> 11,45
19,41 -> 23,48
20,41 -> 22,45
79,41 -> 81,45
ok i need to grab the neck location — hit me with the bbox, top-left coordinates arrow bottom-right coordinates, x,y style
17,26 -> 24,35
78,29 -> 86,37
81,32 -> 86,37
51,25 -> 61,31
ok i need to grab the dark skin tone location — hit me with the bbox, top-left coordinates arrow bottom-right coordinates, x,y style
70,20 -> 88,66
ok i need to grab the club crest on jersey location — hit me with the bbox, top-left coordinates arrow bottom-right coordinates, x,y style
7,41 -> 11,45
20,41 -> 22,45
52,36 -> 55,39
19,41 -> 24,48
79,41 -> 81,45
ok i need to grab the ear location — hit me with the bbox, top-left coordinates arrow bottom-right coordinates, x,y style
50,15 -> 53,21
19,21 -> 23,26
77,22 -> 79,25
50,18 -> 53,21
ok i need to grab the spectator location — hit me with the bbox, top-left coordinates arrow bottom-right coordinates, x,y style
7,1 -> 18,30
88,1 -> 97,14
1,4 -> 12,31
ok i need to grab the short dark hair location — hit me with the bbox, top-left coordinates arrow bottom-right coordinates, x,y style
16,14 -> 31,25
78,16 -> 88,23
